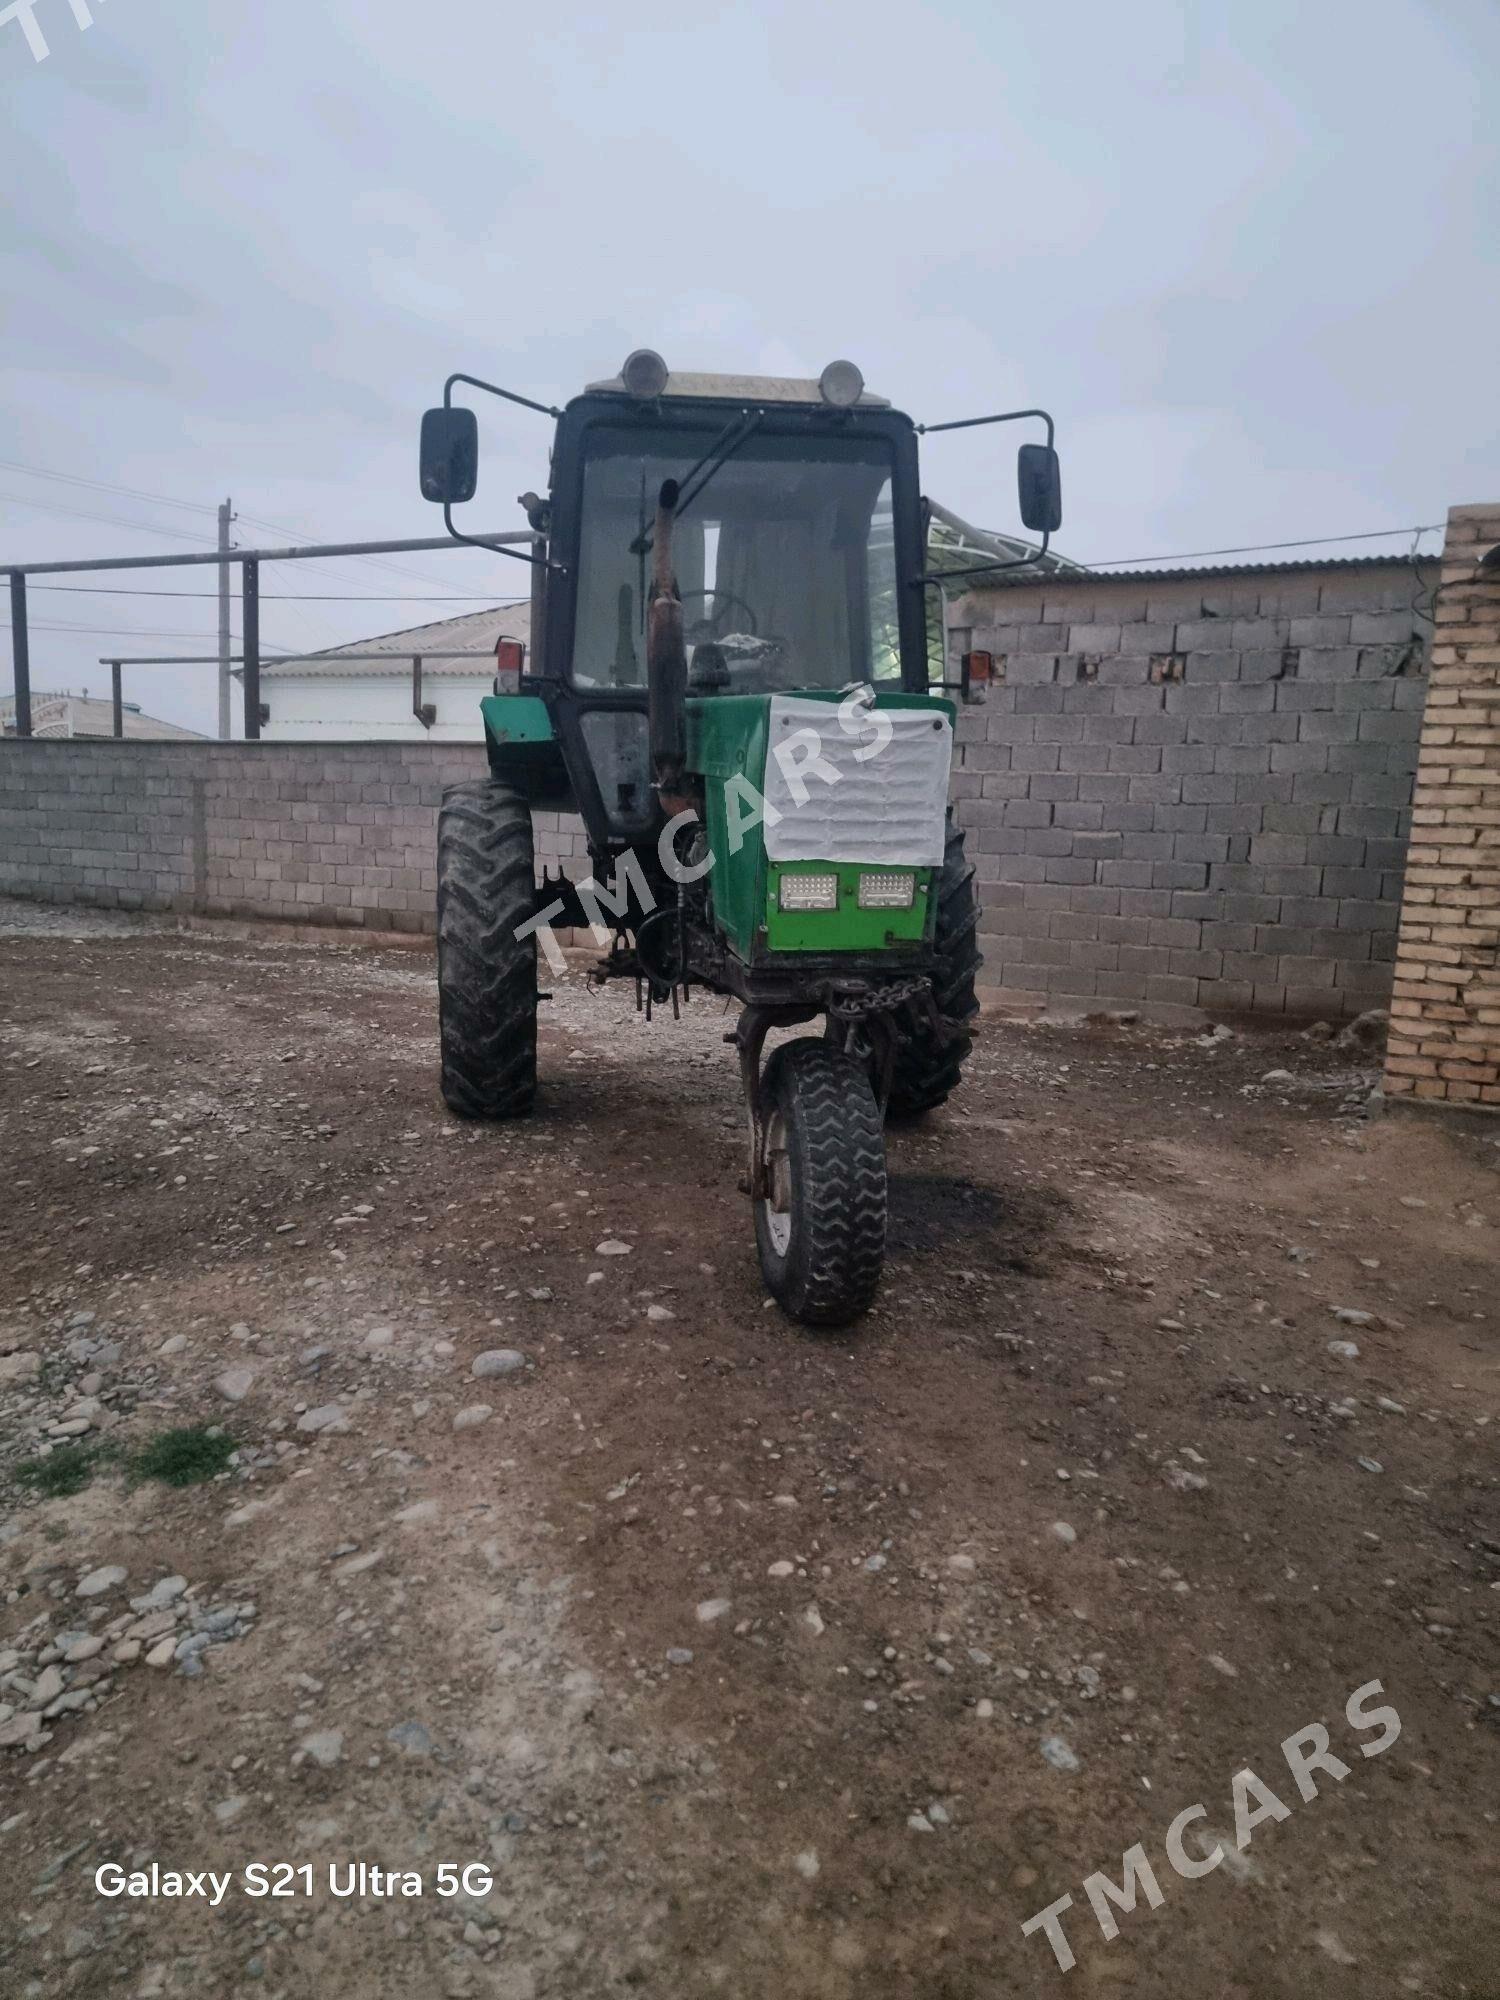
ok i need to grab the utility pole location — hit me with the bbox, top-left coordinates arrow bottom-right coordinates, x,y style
217,498 -> 234,739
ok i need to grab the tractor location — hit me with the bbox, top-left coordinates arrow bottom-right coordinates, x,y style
418,351 -> 1061,1326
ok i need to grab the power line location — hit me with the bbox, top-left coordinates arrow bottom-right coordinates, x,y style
256,543 -> 470,598
0,478 -> 357,658
0,457 -> 219,517
5,453 -> 1446,592
1080,524 -> 1443,569
2,620 -> 297,648
242,513 -> 457,583
0,464 -> 487,594
237,509 -> 478,592
29,584 -> 527,603
0,491 -> 221,544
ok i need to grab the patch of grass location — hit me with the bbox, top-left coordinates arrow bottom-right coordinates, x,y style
131,1426 -> 236,1488
13,1442 -> 101,1499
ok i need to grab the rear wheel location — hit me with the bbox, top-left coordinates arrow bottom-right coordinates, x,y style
437,779 -> 538,1120
887,813 -> 982,1119
754,1040 -> 887,1327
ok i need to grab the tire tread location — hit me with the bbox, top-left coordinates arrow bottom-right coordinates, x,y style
437,779 -> 538,1120
887,815 -> 982,1118
756,1041 -> 886,1326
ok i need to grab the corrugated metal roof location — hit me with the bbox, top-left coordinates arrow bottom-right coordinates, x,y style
1,693 -> 205,740
261,602 -> 531,679
979,552 -> 1435,587
926,500 -> 1084,578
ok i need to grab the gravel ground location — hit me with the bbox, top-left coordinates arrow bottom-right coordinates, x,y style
0,898 -> 1496,2000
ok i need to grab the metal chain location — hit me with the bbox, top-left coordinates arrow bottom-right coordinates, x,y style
826,974 -> 934,1022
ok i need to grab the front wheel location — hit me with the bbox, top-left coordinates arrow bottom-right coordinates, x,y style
754,1040 -> 887,1327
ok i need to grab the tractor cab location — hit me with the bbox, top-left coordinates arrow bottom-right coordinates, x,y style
450,358 -> 938,846
419,351 -> 1061,1326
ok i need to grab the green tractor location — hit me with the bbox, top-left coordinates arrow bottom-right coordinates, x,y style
419,351 -> 1061,1326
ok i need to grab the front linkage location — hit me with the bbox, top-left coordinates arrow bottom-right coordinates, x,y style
730,974 -> 958,1327
534,852 -> 968,1326
735,972 -> 949,1196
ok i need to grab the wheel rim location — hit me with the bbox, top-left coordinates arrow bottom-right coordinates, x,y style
762,1108 -> 792,1257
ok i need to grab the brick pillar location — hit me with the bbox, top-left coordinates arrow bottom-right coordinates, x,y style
1384,504 -> 1500,1110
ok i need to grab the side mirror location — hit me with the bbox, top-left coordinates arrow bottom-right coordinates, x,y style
1018,443 -> 1062,535
419,407 -> 478,504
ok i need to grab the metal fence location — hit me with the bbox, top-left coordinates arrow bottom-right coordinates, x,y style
4,530 -> 536,740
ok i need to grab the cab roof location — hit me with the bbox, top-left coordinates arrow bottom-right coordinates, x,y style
582,368 -> 891,409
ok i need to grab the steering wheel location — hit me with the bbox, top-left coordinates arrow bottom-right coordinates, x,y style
677,588 -> 758,638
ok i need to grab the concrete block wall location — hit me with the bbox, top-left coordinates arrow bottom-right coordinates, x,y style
0,739 -> 595,935
0,741 -> 496,933
0,560 -> 1439,1018
530,807 -> 591,885
1385,506 -> 1500,1108
948,560 -> 1435,1016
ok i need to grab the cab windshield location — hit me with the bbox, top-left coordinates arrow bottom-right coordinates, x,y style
571,423 -> 899,691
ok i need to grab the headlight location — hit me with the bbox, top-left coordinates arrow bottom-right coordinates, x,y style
779,872 -> 839,912
857,871 -> 916,910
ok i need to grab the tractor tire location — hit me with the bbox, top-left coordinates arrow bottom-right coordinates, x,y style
886,813 -> 982,1120
754,1039 -> 887,1328
436,778 -> 538,1121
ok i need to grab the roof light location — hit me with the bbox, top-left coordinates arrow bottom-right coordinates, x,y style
818,359 -> 864,409
621,349 -> 669,399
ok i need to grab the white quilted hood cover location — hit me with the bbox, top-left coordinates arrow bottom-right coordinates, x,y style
759,696 -> 953,869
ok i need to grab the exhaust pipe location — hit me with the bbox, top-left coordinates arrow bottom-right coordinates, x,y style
646,478 -> 688,804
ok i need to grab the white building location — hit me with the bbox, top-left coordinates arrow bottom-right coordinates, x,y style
256,603 -> 531,743
1,690 -> 203,740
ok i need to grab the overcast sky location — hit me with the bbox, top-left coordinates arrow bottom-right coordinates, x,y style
3,0 -> 1496,735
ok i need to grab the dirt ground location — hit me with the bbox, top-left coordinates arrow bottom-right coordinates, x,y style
0,898 -> 1496,2000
